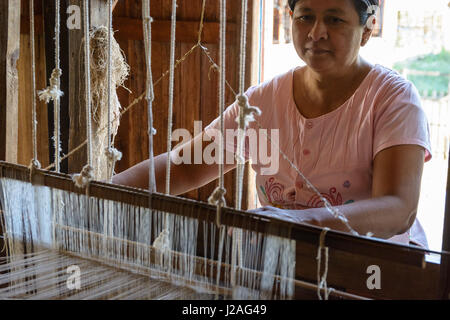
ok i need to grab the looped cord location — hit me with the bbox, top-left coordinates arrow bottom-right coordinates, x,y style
38,68 -> 64,103
235,94 -> 262,127
72,165 -> 94,188
317,227 -> 332,300
28,159 -> 41,184
208,186 -> 227,227
104,147 -> 122,163
148,128 -> 157,136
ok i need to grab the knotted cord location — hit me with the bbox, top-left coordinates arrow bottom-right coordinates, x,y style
317,227 -> 333,300
142,0 -> 157,194
104,0 -> 122,182
37,0 -> 63,172
29,0 -> 40,170
165,0 -> 178,195
72,0 -> 94,188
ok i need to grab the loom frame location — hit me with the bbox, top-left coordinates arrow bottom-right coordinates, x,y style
0,161 -> 447,300
1,0 -> 449,300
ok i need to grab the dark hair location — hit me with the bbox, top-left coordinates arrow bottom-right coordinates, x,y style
288,0 -> 380,25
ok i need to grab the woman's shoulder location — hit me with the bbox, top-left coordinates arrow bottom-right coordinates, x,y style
368,64 -> 417,95
248,68 -> 295,94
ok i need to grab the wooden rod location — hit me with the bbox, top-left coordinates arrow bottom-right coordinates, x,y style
54,224 -> 368,300
20,15 -> 237,45
440,145 -> 450,299
0,161 -> 443,269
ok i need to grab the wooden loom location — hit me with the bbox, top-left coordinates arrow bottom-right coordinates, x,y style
1,0 -> 450,300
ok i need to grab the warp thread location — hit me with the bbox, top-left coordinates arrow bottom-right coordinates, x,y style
72,165 -> 94,188
38,68 -> 64,103
317,227 -> 333,300
208,187 -> 227,227
235,94 -> 262,128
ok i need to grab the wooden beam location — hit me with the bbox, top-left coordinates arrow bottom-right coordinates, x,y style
0,0 -> 21,265
113,18 -> 237,44
68,0 -> 110,173
22,15 -> 236,45
43,0 -> 70,172
440,146 -> 450,299
0,0 -> 21,163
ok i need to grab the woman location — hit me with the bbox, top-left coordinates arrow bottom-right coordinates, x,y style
113,0 -> 431,247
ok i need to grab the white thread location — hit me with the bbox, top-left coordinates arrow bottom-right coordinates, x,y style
208,0 -> 227,230
254,120 -> 359,236
72,165 -> 94,188
30,0 -> 38,166
208,187 -> 227,227
142,0 -> 157,193
38,0 -> 63,172
165,0 -> 177,195
106,0 -> 114,182
84,0 -> 93,168
317,227 -> 332,300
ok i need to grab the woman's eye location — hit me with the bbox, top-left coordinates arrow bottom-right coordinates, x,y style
327,16 -> 344,24
296,15 -> 313,22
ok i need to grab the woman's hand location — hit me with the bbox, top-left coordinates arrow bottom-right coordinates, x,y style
247,206 -> 322,226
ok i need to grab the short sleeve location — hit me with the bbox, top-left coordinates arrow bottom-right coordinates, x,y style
373,81 -> 432,162
204,85 -> 261,160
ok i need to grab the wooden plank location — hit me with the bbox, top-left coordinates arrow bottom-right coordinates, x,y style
17,32 -> 50,168
0,0 -> 21,163
295,241 -> 441,299
440,146 -> 450,299
68,0 -> 86,173
68,0 -> 109,173
0,0 -> 21,265
22,15 -> 237,45
113,18 -> 237,44
43,0 -> 70,172
1,160 -> 444,299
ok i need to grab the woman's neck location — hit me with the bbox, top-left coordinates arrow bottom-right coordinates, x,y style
293,57 -> 373,118
304,57 -> 371,94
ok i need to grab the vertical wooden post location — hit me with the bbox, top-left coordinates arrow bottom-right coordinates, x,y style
68,0 -> 108,173
0,0 -> 21,262
43,0 -> 70,172
0,0 -> 21,163
440,147 -> 450,299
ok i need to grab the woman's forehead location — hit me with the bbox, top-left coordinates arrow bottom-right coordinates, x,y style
293,0 -> 355,12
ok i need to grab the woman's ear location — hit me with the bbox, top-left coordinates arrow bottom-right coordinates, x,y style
361,17 -> 376,47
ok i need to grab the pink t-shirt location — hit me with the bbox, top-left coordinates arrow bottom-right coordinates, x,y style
205,64 -> 432,248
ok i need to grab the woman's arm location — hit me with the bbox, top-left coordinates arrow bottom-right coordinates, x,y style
112,132 -> 237,195
249,144 -> 425,239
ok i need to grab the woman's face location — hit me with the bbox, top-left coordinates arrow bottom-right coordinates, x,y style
291,0 -> 369,75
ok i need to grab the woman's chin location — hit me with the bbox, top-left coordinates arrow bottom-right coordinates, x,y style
306,61 -> 337,74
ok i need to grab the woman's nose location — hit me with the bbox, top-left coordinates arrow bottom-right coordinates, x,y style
308,20 -> 328,41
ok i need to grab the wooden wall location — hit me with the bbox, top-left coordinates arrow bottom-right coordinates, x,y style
112,0 -> 257,207
14,0 -> 259,208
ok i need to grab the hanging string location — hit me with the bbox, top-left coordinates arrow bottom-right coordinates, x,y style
104,0 -> 122,182
208,0 -> 227,228
142,0 -> 157,193
165,0 -> 177,195
38,0 -> 63,172
316,227 -> 333,300
29,0 -> 40,170
43,0 -> 210,172
233,0 -> 261,272
73,0 -> 94,188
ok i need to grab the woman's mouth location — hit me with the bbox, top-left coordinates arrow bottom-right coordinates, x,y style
306,48 -> 330,55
